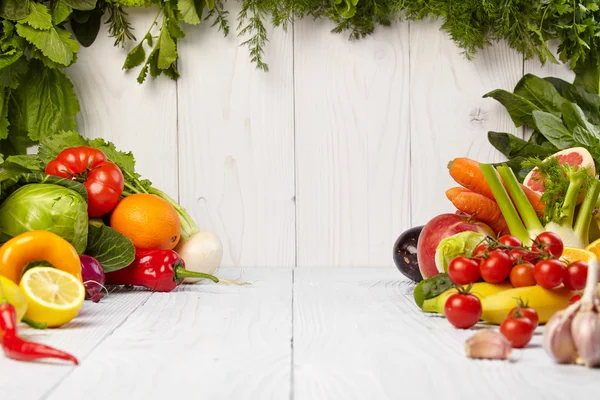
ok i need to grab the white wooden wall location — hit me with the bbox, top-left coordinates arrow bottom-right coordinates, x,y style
67,6 -> 574,268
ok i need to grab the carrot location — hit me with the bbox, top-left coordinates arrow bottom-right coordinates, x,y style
448,157 -> 545,215
445,187 -> 510,236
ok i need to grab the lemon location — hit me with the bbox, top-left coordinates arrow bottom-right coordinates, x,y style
562,247 -> 597,265
19,267 -> 85,328
0,276 -> 28,322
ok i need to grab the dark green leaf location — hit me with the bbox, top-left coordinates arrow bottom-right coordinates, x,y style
168,19 -> 186,39
488,131 -> 557,159
0,88 -> 8,140
0,0 -> 30,20
561,102 -> 600,137
70,9 -> 102,47
52,0 -> 73,25
573,58 -> 600,95
21,2 -> 53,30
513,74 -> 566,116
545,77 -> 600,124
63,0 -> 97,11
483,89 -> 540,128
0,172 -> 87,203
86,224 -> 135,272
572,126 -> 600,147
1,154 -> 43,173
532,110 -> 578,149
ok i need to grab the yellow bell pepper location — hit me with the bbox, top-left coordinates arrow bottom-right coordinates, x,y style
0,231 -> 82,283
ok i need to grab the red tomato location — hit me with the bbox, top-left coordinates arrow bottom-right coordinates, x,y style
479,250 -> 512,283
498,235 -> 522,247
45,146 -> 125,217
564,261 -> 588,291
448,257 -> 481,285
534,259 -> 566,289
473,243 -> 488,259
500,316 -> 535,348
509,263 -> 536,287
507,306 -> 539,328
532,232 -> 564,259
444,293 -> 482,329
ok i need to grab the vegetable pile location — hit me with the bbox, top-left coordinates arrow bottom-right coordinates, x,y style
0,129 -> 229,365
393,68 -> 600,368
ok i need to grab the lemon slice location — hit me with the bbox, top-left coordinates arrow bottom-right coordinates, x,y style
20,267 -> 85,328
562,247 -> 597,265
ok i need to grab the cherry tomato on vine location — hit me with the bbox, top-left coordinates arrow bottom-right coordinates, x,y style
444,292 -> 482,329
479,250 -> 512,283
448,257 -> 480,285
564,261 -> 588,291
534,259 -> 566,289
498,235 -> 522,248
473,243 -> 488,259
532,232 -> 564,259
510,262 -> 536,288
45,146 -> 125,218
500,316 -> 535,348
507,305 -> 539,328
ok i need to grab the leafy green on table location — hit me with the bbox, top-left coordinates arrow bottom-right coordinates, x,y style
86,222 -> 135,272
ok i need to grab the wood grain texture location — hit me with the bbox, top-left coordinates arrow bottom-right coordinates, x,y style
176,3 -> 295,268
0,288 -> 151,400
66,9 -> 179,200
294,20 -> 411,268
409,21 -> 523,227
293,268 -> 600,400
524,42 -> 575,81
45,268 -> 293,400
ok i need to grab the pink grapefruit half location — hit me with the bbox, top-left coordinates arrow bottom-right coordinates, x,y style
523,147 -> 596,196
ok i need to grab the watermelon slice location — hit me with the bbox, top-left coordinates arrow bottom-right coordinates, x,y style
523,147 -> 596,196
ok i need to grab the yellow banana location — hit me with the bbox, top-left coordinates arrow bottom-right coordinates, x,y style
421,282 -> 513,314
481,286 -> 575,324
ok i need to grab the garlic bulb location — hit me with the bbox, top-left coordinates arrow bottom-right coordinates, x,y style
465,329 -> 512,360
543,257 -> 600,368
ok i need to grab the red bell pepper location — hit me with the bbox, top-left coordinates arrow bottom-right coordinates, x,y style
105,249 -> 219,292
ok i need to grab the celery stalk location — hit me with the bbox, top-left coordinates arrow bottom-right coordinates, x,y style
497,166 -> 544,235
480,163 -> 530,244
573,179 -> 600,247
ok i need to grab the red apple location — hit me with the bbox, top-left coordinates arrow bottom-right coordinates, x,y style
417,213 -> 494,279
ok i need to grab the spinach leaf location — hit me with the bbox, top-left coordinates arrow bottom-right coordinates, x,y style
488,131 -> 556,159
513,74 -> 566,117
574,58 -> 600,96
483,89 -> 540,128
532,110 -> 577,149
86,223 -> 135,272
545,77 -> 600,124
560,102 -> 600,138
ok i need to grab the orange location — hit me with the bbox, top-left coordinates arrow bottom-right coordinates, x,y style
110,194 -> 181,250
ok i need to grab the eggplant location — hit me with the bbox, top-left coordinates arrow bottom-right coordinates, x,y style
393,226 -> 424,282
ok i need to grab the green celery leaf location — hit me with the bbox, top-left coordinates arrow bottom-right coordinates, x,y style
488,131 -> 557,159
85,224 -> 135,272
532,110 -> 578,149
52,0 -> 73,25
16,24 -> 80,67
168,18 -> 186,39
514,74 -> 567,117
123,43 -> 146,70
545,77 -> 600,124
17,62 -> 80,141
483,89 -> 540,128
157,22 -> 177,69
178,0 -> 204,25
63,0 -> 98,11
0,0 -> 30,20
21,2 -> 53,30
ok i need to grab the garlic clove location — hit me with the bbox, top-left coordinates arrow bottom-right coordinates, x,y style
465,329 -> 511,360
571,310 -> 600,367
543,305 -> 579,364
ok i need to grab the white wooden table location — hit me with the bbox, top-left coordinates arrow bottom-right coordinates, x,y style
1,268 -> 598,400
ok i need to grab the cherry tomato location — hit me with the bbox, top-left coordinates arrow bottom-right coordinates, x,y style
498,235 -> 522,248
45,146 -> 124,217
448,257 -> 481,285
532,232 -> 564,259
500,316 -> 535,348
510,263 -> 536,287
479,250 -> 512,283
534,259 -> 566,289
564,261 -> 588,291
507,306 -> 539,328
444,293 -> 482,329
473,243 -> 488,259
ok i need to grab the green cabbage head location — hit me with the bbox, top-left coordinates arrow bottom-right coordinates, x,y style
0,183 -> 88,253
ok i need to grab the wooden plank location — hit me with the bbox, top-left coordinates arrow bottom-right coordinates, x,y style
294,20 -> 411,267
409,21 -> 523,227
176,3 -> 295,268
66,8 -> 179,199
0,288 -> 151,400
524,42 -> 575,81
293,268 -> 600,400
45,268 -> 293,400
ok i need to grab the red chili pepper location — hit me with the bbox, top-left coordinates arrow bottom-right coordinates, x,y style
105,249 -> 219,292
0,282 -> 78,365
